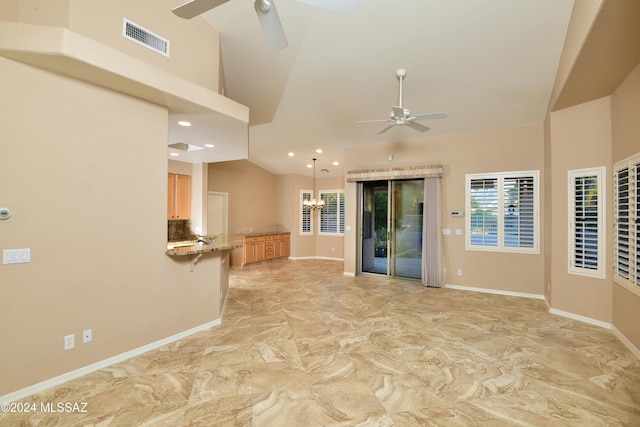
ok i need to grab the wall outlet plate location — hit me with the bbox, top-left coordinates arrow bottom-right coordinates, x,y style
64,334 -> 75,350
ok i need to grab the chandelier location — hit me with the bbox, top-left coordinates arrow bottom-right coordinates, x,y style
303,158 -> 325,211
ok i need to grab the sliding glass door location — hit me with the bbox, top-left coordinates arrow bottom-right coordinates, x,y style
360,179 -> 424,279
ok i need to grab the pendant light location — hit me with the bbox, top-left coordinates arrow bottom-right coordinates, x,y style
303,158 -> 325,211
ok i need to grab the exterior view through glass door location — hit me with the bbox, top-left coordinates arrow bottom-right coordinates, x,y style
360,179 -> 424,279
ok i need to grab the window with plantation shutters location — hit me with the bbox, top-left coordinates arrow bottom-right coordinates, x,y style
300,190 -> 312,235
568,167 -> 605,278
319,190 -> 345,235
614,154 -> 640,297
466,171 -> 539,253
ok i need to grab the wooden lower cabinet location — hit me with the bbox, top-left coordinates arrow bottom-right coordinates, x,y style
243,232 -> 290,266
243,236 -> 265,264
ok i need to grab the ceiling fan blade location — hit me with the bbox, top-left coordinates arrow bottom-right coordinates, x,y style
412,112 -> 448,120
254,0 -> 289,50
296,0 -> 357,13
377,124 -> 396,134
356,119 -> 392,124
172,0 -> 230,19
405,121 -> 431,132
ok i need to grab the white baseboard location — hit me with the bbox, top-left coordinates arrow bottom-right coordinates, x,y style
548,307 -> 611,329
445,283 -> 545,300
445,283 -> 640,359
612,325 -> 640,359
288,256 -> 344,261
1,319 -> 221,403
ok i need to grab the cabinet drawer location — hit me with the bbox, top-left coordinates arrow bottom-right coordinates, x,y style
244,236 -> 265,244
265,235 -> 274,241
265,241 -> 274,247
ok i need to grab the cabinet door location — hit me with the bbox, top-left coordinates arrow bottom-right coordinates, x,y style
244,242 -> 256,264
175,174 -> 191,220
281,235 -> 290,257
256,240 -> 266,262
168,174 -> 177,219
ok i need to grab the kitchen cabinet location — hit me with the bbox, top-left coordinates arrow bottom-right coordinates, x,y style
242,232 -> 290,266
274,233 -> 290,258
168,173 -> 191,220
244,236 -> 265,265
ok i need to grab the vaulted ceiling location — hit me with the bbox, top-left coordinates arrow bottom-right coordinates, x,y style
191,0 -> 576,176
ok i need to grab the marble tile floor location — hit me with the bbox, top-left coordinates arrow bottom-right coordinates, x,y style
3,259 -> 640,426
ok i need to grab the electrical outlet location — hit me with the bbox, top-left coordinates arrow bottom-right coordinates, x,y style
457,269 -> 463,276
82,329 -> 92,344
64,334 -> 75,350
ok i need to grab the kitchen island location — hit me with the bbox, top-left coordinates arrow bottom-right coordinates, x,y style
165,235 -> 243,320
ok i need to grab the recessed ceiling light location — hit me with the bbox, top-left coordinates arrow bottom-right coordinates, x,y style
333,161 -> 339,166
307,164 -> 312,168
205,144 -> 215,148
170,152 -> 180,157
178,121 -> 191,127
315,148 -> 323,154
288,152 -> 295,157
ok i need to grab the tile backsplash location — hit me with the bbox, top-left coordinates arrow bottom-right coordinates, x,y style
168,220 -> 195,242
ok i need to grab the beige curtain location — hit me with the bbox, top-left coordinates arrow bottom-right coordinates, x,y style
422,177 -> 443,287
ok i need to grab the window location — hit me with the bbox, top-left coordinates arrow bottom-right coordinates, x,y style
319,190 -> 345,235
300,190 -> 312,235
568,167 -> 605,278
466,171 -> 539,253
614,154 -> 640,296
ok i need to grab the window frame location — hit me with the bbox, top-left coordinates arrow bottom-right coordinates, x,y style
465,170 -> 540,254
318,189 -> 345,236
568,166 -> 606,279
300,190 -> 313,235
614,153 -> 640,297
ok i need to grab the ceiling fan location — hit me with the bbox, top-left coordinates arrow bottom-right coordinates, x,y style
172,0 -> 357,51
356,69 -> 447,134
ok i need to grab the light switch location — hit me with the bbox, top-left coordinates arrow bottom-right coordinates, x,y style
442,229 -> 452,235
455,229 -> 462,235
2,248 -> 30,264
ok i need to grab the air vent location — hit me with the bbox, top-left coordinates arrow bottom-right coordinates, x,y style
122,19 -> 170,57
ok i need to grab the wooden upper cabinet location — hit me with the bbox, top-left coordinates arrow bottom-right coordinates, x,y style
168,173 -> 191,220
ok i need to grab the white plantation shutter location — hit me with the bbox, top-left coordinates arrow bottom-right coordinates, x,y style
568,167 -> 605,278
319,190 -> 345,235
614,155 -> 640,295
503,176 -> 535,248
300,191 -> 312,235
466,171 -> 539,253
469,178 -> 499,247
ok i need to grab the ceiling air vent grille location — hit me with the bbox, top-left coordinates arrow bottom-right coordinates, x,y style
122,19 -> 170,57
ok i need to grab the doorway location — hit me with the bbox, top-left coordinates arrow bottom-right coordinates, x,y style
360,179 -> 424,279
207,192 -> 228,236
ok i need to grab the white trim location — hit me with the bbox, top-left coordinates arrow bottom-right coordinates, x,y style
287,256 -> 344,261
0,319 -> 221,403
548,307 -> 611,329
612,325 -> 640,359
445,283 -> 544,300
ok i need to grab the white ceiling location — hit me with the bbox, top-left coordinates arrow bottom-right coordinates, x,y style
175,0 -> 574,177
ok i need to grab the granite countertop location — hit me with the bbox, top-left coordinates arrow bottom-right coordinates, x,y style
166,235 -> 244,256
242,231 -> 290,238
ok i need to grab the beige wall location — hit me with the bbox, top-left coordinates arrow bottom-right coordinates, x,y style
344,125 -> 545,295
0,57 -> 223,396
1,0 -> 221,93
610,62 -> 640,346
208,161 -> 346,263
549,97 -> 613,322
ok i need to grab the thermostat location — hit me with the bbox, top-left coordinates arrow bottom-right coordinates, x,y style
451,210 -> 464,217
0,207 -> 11,220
